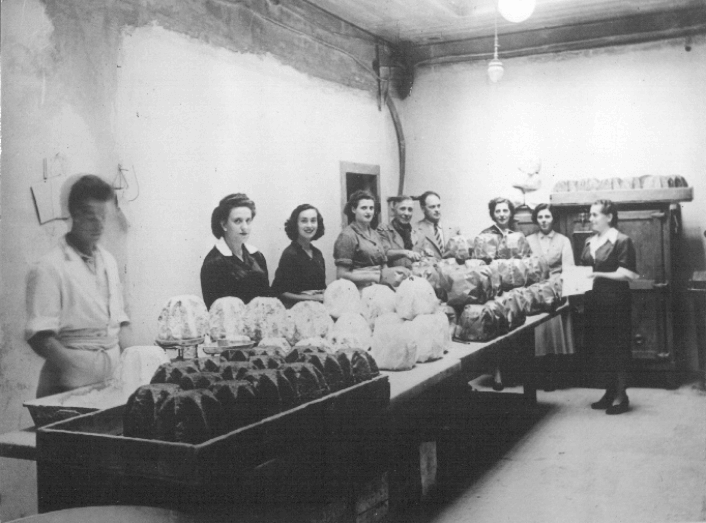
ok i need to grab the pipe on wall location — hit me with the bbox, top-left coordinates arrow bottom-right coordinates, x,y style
386,96 -> 406,195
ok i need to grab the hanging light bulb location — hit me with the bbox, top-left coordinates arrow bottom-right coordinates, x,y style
498,0 -> 536,23
487,7 -> 504,83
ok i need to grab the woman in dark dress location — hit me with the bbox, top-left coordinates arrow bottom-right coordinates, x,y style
582,200 -> 638,415
200,193 -> 270,309
272,204 -> 327,307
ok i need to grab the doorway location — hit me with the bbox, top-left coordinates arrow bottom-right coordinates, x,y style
340,161 -> 381,228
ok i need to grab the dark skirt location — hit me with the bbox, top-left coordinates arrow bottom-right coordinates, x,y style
584,279 -> 632,373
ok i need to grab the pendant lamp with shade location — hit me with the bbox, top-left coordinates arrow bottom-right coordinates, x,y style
487,6 -> 504,83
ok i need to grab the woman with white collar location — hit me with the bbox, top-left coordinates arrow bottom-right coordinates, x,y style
582,199 -> 638,415
200,193 -> 270,309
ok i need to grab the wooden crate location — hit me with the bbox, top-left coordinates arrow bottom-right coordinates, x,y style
36,375 -> 390,513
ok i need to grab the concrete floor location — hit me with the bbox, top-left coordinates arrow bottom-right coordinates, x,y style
391,380 -> 706,523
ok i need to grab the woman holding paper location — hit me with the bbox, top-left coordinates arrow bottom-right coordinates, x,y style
526,204 -> 575,391
581,200 -> 638,415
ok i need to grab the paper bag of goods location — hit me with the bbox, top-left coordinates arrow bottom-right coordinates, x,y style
412,258 -> 444,292
532,282 -> 560,312
208,297 -> 248,343
495,292 -> 527,330
454,304 -> 500,342
395,276 -> 438,320
323,279 -> 365,319
516,286 -> 544,316
286,301 -> 334,344
524,256 -> 551,285
472,233 -> 501,262
445,235 -> 472,261
443,265 -> 492,307
491,259 -> 529,291
370,314 -> 417,371
328,312 -> 372,352
156,295 -> 209,342
497,232 -> 531,259
361,284 -> 397,328
117,346 -> 171,395
243,297 -> 293,343
411,313 -> 450,363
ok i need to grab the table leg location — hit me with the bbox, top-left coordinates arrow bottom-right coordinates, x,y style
522,329 -> 537,403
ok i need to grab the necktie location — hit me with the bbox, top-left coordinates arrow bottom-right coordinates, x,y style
434,224 -> 443,253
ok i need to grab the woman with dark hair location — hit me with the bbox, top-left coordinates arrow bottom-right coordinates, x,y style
526,203 -> 576,391
272,204 -> 327,306
478,197 -> 530,390
200,193 -> 270,308
334,190 -> 408,288
377,195 -> 421,269
582,199 -> 638,415
481,197 -> 517,241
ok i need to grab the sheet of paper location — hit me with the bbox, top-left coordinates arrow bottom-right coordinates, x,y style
31,178 -> 68,224
562,265 -> 594,296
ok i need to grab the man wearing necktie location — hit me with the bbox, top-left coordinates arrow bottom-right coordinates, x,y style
413,191 -> 462,260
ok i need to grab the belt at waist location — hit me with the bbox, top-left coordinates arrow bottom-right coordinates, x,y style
58,328 -> 119,351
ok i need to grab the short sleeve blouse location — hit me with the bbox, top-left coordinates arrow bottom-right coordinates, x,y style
333,223 -> 387,269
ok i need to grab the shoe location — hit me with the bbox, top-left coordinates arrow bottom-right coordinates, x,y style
606,398 -> 630,415
591,392 -> 615,410
492,381 -> 504,391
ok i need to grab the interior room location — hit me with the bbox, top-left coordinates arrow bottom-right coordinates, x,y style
1,0 -> 705,521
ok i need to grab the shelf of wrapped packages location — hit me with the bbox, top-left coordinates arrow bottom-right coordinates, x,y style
385,305 -> 568,409
550,187 -> 693,206
0,426 -> 36,460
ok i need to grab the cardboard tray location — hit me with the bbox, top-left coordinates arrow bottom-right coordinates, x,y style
36,374 -> 390,486
24,380 -> 129,428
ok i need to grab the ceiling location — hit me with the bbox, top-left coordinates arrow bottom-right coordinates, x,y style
305,0 -> 706,64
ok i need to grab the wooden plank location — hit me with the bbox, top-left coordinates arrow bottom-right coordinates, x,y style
550,187 -> 693,206
0,428 -> 36,461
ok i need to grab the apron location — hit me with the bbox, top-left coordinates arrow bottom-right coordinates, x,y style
36,247 -> 123,398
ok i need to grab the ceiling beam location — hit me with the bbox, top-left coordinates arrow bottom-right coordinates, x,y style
410,6 -> 706,66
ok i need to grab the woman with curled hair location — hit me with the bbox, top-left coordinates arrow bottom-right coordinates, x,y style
582,199 -> 638,415
526,203 -> 576,391
200,193 -> 270,308
272,204 -> 327,306
334,190 -> 409,288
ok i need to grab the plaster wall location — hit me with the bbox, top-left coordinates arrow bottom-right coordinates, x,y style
399,36 -> 706,369
0,2 -> 396,519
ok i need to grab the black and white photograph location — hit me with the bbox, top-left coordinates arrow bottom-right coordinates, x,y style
1,1 -> 705,522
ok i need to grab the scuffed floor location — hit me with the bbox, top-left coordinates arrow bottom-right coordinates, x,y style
392,380 -> 706,523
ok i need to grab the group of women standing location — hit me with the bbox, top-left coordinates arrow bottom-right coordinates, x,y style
200,190 -> 638,415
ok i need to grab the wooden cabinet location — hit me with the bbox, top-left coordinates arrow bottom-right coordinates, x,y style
551,190 -> 692,387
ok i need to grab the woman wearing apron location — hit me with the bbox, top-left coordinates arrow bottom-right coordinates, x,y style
526,203 -> 576,391
333,190 -> 409,289
26,175 -> 130,398
581,200 -> 638,415
200,193 -> 270,309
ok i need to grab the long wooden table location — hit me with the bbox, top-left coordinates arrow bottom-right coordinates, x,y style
0,306 -> 565,463
385,308 -> 564,408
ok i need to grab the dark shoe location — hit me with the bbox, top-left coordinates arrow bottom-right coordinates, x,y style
492,381 -> 504,391
606,399 -> 630,415
591,392 -> 615,410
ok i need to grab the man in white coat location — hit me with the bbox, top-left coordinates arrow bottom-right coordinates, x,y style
25,175 -> 130,398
